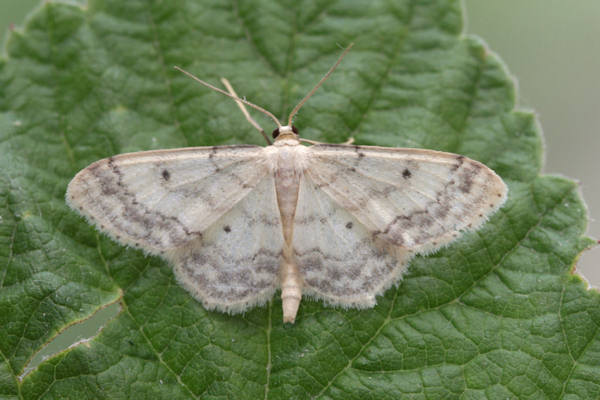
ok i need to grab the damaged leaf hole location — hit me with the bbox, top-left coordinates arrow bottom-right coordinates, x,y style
19,301 -> 122,380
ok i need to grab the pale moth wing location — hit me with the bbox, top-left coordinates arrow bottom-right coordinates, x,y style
66,146 -> 270,253
304,144 -> 507,254
169,172 -> 285,314
293,164 -> 410,308
67,44 -> 508,323
293,144 -> 506,308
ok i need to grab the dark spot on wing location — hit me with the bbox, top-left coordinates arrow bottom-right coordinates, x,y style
458,168 -> 475,193
162,169 -> 170,181
352,145 -> 366,159
452,155 -> 465,170
209,147 -> 222,171
100,180 -> 118,195
224,225 -> 231,233
402,168 -> 411,179
346,222 -> 353,229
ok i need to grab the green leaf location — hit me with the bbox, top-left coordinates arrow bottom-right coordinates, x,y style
1,0 -> 598,398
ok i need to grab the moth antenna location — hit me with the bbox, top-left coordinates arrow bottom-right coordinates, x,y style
220,78 -> 272,145
287,43 -> 354,126
174,66 -> 282,128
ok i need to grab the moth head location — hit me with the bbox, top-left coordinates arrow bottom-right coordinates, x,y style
272,125 -> 299,141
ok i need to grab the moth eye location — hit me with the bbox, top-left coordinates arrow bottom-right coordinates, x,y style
292,125 -> 299,134
272,128 -> 280,139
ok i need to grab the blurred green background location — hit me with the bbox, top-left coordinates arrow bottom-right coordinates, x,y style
1,0 -> 598,292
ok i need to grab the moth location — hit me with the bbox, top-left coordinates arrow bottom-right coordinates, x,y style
67,45 -> 507,323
